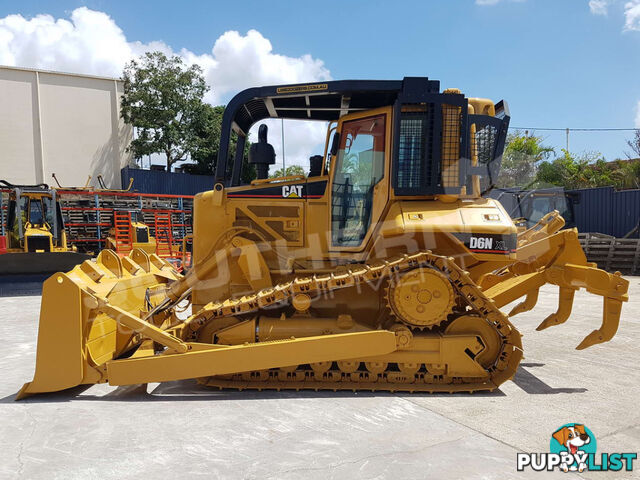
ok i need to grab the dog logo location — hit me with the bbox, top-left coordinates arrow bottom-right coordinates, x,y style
551,424 -> 595,472
517,423 -> 636,472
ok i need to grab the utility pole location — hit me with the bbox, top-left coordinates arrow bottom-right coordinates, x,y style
566,128 -> 570,152
281,118 -> 286,174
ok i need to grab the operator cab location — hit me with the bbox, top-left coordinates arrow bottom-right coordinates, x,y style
206,77 -> 509,257
2,182 -> 65,252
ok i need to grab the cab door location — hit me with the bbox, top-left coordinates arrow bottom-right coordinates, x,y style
329,107 -> 391,252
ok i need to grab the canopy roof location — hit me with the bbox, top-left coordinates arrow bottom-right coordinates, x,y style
226,77 -> 441,135
216,77 -> 447,184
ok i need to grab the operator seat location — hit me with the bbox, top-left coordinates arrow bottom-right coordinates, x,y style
309,155 -> 324,177
249,124 -> 276,179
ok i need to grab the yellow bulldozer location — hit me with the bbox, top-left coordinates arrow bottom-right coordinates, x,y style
0,181 -> 92,275
18,77 -> 629,399
104,210 -> 157,255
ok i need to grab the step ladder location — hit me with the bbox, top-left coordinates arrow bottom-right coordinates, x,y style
113,210 -> 132,254
154,211 -> 174,259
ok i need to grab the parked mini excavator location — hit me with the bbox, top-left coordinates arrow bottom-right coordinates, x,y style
18,77 -> 629,398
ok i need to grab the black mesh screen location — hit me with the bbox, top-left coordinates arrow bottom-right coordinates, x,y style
396,109 -> 437,192
393,97 -> 508,197
441,104 -> 462,191
475,125 -> 498,165
474,124 -> 498,192
397,113 -> 426,190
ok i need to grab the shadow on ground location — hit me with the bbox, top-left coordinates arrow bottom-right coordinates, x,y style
0,274 -> 47,297
513,363 -> 587,394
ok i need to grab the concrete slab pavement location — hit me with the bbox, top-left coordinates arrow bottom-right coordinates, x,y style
0,279 -> 638,479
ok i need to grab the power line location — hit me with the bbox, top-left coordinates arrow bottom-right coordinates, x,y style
509,126 -> 638,151
510,126 -> 637,131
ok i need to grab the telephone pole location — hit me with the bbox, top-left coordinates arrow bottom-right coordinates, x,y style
281,118 -> 286,173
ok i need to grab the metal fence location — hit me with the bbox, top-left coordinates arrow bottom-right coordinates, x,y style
569,186 -> 640,238
490,186 -> 640,238
121,167 -> 214,196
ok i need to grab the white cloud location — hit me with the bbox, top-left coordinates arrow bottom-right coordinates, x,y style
181,30 -> 330,105
0,8 -> 136,76
589,0 -> 609,15
624,0 -> 640,30
635,100 -> 640,128
0,7 -> 331,170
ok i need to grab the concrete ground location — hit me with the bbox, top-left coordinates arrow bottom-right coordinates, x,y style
0,278 -> 639,479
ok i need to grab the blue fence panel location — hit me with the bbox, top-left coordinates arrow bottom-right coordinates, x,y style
611,189 -> 640,237
121,167 -> 214,196
570,187 -> 614,235
490,186 -> 640,237
548,186 -> 640,237
570,187 -> 640,237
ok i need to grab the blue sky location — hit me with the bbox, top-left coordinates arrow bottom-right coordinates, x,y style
1,0 -> 639,164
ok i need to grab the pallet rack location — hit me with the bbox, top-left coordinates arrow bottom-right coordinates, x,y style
578,233 -> 640,275
1,188 -> 194,255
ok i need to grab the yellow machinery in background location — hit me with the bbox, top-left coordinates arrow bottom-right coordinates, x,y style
104,209 -> 186,271
0,181 -> 91,275
105,210 -> 157,255
18,77 -> 629,398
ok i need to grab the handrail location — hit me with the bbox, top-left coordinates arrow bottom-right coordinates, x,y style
250,175 -> 305,186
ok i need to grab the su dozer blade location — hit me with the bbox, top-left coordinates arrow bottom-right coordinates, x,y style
18,77 -> 629,399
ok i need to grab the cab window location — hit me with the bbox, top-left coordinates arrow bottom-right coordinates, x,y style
331,114 -> 385,246
29,199 -> 45,226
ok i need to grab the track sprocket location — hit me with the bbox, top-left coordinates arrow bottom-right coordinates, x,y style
386,267 -> 455,328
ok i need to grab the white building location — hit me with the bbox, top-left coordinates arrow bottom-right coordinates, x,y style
0,65 -> 132,189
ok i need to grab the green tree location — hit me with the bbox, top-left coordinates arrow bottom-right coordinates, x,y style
121,51 -> 208,171
496,132 -> 554,188
188,104 -> 223,169
610,159 -> 640,189
535,150 -> 614,189
182,104 -> 255,183
270,164 -> 306,178
625,129 -> 640,159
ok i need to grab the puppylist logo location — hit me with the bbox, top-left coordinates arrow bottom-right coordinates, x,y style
517,423 -> 637,473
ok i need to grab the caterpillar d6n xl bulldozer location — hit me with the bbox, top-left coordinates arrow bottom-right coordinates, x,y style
18,77 -> 629,398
